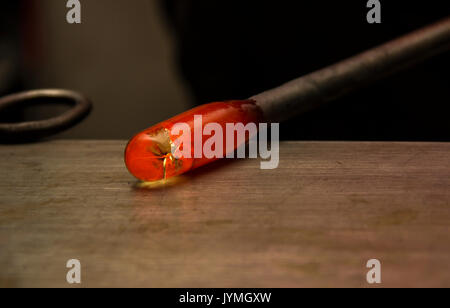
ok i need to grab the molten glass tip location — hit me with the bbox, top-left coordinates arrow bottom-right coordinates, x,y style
125,127 -> 194,182
125,100 -> 263,182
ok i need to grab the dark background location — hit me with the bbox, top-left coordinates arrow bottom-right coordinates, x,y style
1,0 -> 449,141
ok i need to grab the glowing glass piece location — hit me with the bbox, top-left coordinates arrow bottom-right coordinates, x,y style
125,100 -> 263,182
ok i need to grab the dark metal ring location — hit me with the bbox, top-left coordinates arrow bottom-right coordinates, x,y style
0,89 -> 92,142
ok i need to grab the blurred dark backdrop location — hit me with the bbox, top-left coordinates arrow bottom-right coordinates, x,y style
0,2 -> 22,96
160,0 -> 450,141
0,0 -> 190,139
1,0 -> 449,141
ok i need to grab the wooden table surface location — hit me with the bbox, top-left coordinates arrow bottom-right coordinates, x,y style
0,140 -> 448,288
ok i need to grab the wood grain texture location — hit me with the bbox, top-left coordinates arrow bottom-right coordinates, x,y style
0,140 -> 449,288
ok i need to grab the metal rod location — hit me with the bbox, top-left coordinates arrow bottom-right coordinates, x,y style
251,17 -> 450,122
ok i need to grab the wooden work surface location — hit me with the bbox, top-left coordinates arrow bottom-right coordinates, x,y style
0,140 -> 449,288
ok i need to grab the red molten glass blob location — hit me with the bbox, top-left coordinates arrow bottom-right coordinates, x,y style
124,100 -> 263,182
